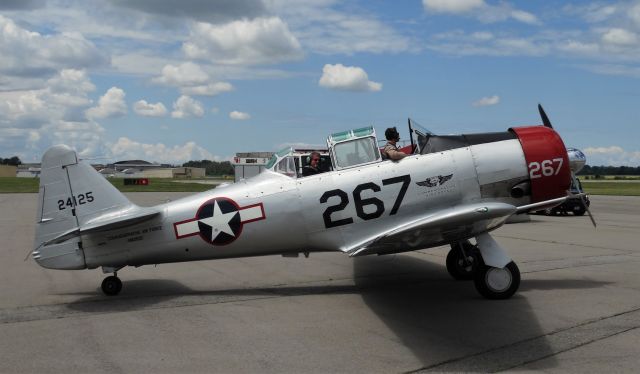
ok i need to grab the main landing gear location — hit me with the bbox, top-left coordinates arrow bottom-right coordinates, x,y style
101,271 -> 123,296
446,240 -> 521,300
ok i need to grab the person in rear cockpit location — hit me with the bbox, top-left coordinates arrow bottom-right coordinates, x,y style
383,127 -> 407,161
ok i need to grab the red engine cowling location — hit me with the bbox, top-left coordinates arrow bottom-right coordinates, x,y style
511,126 -> 571,203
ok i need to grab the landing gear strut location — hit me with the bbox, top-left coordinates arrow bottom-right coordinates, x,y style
446,238 -> 521,299
446,240 -> 479,280
101,273 -> 122,296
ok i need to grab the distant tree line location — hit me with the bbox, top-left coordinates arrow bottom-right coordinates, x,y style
577,165 -> 640,176
182,160 -> 234,176
0,156 -> 22,166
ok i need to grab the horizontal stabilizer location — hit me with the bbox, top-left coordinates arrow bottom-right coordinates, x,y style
41,207 -> 161,246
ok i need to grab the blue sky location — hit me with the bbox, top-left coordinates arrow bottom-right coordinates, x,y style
1,0 -> 639,166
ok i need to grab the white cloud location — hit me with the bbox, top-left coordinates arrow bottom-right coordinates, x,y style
183,17 -> 303,65
583,146 -> 640,166
86,87 -> 128,119
0,69 -> 95,130
472,95 -> 500,107
229,111 -> 251,120
631,3 -> 640,25
0,15 -> 106,81
471,31 -> 494,41
181,82 -> 234,96
110,137 -> 219,163
110,0 -> 267,24
510,10 -> 539,25
47,69 -> 96,96
269,1 -> 411,55
423,0 -> 485,14
133,100 -> 168,117
422,0 -> 539,25
111,52 -> 178,76
558,40 -> 600,55
153,62 -> 209,87
171,95 -> 204,118
428,30 -> 549,58
579,63 -> 640,78
565,3 -> 619,23
319,64 -> 382,92
152,62 -> 234,96
601,28 -> 637,46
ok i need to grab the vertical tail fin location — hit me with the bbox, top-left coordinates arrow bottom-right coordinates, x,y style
34,145 -> 136,269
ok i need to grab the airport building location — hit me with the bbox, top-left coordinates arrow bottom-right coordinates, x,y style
232,152 -> 273,182
4,161 -> 204,180
0,165 -> 17,177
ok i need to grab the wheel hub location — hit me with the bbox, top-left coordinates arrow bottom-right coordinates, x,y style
485,267 -> 512,292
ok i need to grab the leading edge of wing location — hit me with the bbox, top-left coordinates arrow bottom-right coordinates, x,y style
345,202 -> 517,257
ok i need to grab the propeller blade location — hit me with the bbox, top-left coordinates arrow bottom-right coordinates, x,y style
571,173 -> 596,228
538,104 -> 553,128
582,194 -> 597,228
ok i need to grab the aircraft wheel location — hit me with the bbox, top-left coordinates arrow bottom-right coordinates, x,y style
474,261 -> 520,300
101,275 -> 122,296
446,243 -> 479,280
573,205 -> 586,216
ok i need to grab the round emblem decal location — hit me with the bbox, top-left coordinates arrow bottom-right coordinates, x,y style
173,197 -> 266,246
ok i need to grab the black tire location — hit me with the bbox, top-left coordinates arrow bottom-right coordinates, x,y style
573,205 -> 586,216
473,261 -> 520,300
101,276 -> 122,296
446,243 -> 478,280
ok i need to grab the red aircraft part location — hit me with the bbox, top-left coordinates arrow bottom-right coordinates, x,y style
511,126 -> 571,203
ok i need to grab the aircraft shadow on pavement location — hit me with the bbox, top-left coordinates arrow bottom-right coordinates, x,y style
63,254 -> 608,371
351,255 -> 609,372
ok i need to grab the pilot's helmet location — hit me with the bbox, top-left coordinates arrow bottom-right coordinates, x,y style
385,127 -> 400,141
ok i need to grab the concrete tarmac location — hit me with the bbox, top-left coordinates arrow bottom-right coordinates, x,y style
0,193 -> 639,373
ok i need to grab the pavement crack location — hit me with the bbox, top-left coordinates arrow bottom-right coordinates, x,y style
500,325 -> 640,372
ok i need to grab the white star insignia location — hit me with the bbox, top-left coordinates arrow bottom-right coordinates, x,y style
198,200 -> 238,241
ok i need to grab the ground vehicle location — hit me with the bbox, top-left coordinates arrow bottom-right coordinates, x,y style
542,178 -> 590,216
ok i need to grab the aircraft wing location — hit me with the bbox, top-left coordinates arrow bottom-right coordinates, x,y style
40,207 -> 161,247
345,202 -> 517,257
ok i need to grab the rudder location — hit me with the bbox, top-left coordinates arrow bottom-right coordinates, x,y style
33,145 -> 135,269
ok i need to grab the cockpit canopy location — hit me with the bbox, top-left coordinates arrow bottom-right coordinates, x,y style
327,126 -> 381,170
266,126 -> 382,178
265,147 -> 332,178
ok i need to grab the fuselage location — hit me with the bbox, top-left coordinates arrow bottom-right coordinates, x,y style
80,137 -> 536,269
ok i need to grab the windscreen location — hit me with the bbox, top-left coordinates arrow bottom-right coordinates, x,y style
334,137 -> 379,168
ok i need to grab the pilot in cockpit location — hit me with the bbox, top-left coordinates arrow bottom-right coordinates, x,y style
302,151 -> 323,176
382,127 -> 407,161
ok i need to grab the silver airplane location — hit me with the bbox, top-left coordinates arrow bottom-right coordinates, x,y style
32,106 -> 591,299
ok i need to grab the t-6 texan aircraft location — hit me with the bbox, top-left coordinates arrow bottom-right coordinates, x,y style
32,105 -> 592,299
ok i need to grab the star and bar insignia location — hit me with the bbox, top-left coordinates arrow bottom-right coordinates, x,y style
173,197 -> 265,246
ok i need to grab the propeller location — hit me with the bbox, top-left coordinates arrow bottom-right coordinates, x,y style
538,104 -> 596,227
538,103 -> 553,128
571,173 -> 597,227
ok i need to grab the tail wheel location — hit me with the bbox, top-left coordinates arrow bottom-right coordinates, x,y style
101,275 -> 122,296
473,261 -> 520,299
446,242 -> 479,280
